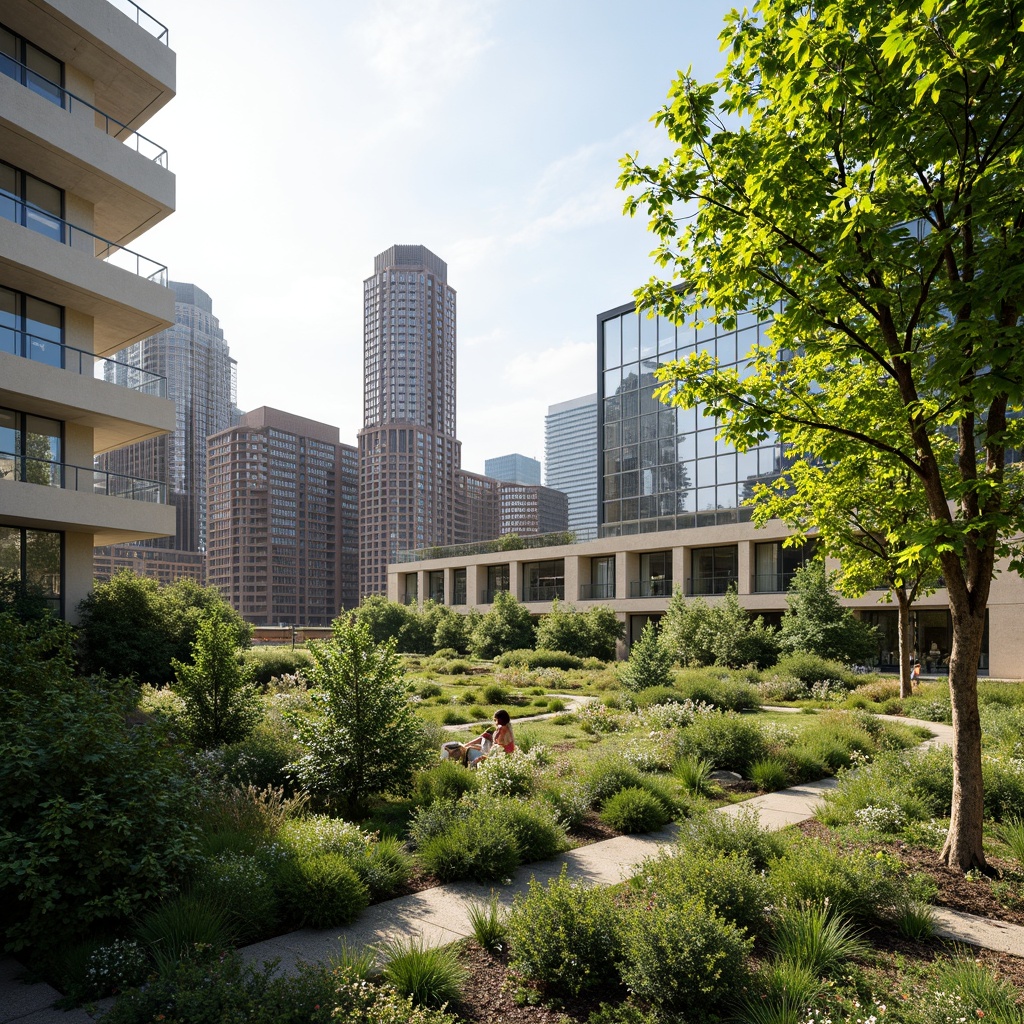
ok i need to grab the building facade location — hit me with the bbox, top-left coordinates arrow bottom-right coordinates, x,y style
498,483 -> 569,537
94,280 -> 236,579
0,0 -> 177,618
389,299 -> 1024,677
545,393 -> 598,539
358,245 -> 461,595
206,407 -> 357,626
485,453 -> 541,486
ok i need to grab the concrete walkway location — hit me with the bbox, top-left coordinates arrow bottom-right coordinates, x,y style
3,716 -> 1022,1023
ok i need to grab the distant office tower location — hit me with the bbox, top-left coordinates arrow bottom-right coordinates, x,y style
499,483 -> 569,536
545,393 -> 598,539
485,453 -> 541,485
358,245 -> 461,594
206,407 -> 357,625
95,282 -> 237,581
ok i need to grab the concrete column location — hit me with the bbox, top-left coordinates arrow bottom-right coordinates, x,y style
564,554 -> 580,604
737,540 -> 752,595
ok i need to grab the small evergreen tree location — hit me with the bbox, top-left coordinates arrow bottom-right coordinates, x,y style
619,620 -> 674,693
659,589 -> 717,667
286,617 -> 431,813
779,563 -> 879,665
432,606 -> 473,654
470,591 -> 535,659
583,605 -> 626,661
171,607 -> 261,748
708,589 -> 780,669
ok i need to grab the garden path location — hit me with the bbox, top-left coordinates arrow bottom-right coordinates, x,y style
3,717 -> 1022,1024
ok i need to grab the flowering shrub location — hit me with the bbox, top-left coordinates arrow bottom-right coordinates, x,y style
189,850 -> 279,942
810,678 -> 849,702
799,1001 -> 888,1024
278,815 -> 371,860
853,803 -> 909,835
621,738 -> 674,773
477,750 -> 539,797
576,702 -> 625,734
632,699 -> 715,731
83,939 -> 150,999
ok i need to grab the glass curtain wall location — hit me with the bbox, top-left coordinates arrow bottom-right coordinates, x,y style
599,302 -> 784,536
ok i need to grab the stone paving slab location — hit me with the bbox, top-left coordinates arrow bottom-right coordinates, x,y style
0,955 -> 93,1024
932,906 -> 1024,958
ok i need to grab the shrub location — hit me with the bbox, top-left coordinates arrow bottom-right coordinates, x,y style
768,838 -> 933,922
470,592 -> 536,659
673,755 -> 716,797
498,648 -> 584,670
749,757 -> 791,792
536,599 -> 624,661
983,757 -> 1024,822
476,751 -> 539,797
506,866 -> 619,996
219,719 -> 304,793
674,671 -> 761,712
445,660 -> 474,675
773,651 -> 853,688
777,564 -> 879,664
617,891 -> 752,1013
927,954 -> 1024,1024
633,848 -> 770,937
197,782 -> 305,849
482,682 -> 511,704
600,787 -> 672,833
0,616 -> 201,953
78,571 -> 251,686
135,896 -> 234,973
418,682 -> 443,699
278,815 -> 371,860
674,809 -> 787,871
540,778 -> 590,829
441,709 -> 468,725
380,938 -> 467,1010
80,939 -> 151,1001
276,853 -> 368,928
415,760 -> 480,804
348,836 -> 413,900
582,757 -> 673,812
285,618 -> 432,813
242,647 -> 311,687
188,851 -> 279,943
172,607 -> 262,748
417,815 -> 519,882
102,952 -> 384,1024
676,711 -> 768,774
619,621 -> 674,692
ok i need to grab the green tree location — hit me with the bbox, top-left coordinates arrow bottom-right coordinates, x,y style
536,598 -> 593,656
171,607 -> 261,748
619,620 -> 675,692
433,606 -> 475,654
353,594 -> 423,653
470,591 -> 536,659
619,0 -> 1024,869
286,617 -> 430,813
660,589 -> 717,667
778,563 -> 879,665
757,458 -> 941,696
583,605 -> 626,661
78,571 -> 250,685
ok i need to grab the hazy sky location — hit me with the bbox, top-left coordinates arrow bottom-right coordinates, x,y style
140,0 -> 736,475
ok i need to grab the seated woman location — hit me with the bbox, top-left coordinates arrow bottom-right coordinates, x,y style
460,727 -> 494,767
476,710 -> 515,764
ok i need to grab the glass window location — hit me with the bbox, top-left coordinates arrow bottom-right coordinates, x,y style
603,317 -> 620,369
0,26 -> 63,107
640,312 -> 657,358
657,315 -> 676,355
621,311 -> 639,364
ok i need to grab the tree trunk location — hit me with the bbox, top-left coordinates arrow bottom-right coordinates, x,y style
896,588 -> 913,699
939,597 -> 988,871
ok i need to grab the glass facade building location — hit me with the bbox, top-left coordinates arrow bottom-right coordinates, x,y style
545,393 -> 598,538
485,453 -> 541,485
598,301 -> 784,536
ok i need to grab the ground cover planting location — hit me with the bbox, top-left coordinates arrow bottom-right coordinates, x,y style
4,592 -> 1024,1022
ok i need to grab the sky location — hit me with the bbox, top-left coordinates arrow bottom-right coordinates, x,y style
139,0 -> 737,476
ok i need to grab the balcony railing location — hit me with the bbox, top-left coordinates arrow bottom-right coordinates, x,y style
0,55 -> 168,165
687,575 -> 739,596
483,587 -> 509,603
1,326 -> 166,396
1,193 -> 167,285
451,589 -> 467,605
107,0 -> 170,44
524,584 -> 564,602
580,582 -> 615,600
629,578 -> 673,598
1,452 -> 165,502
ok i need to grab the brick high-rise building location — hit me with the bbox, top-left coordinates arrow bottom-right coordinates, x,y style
358,245 -> 460,595
0,1 -> 177,618
206,407 -> 357,626
498,483 -> 569,537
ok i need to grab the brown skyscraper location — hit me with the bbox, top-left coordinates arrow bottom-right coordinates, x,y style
206,407 -> 357,625
359,245 -> 460,595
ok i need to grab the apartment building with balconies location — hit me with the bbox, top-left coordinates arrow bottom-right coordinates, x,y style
0,0 -> 176,618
